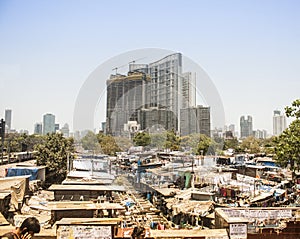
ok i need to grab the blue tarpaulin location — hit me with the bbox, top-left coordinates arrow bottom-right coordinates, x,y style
6,168 -> 39,181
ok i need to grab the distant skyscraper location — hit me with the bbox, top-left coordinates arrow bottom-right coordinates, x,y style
34,123 -> 43,135
255,129 -> 267,139
5,109 -> 12,130
228,124 -> 235,136
60,123 -> 70,137
240,115 -> 253,138
101,122 -> 106,134
43,113 -> 55,135
180,106 -> 210,137
55,123 -> 60,132
273,110 -> 287,136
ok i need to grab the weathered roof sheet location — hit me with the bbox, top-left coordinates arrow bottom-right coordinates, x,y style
67,170 -> 114,180
250,192 -> 273,203
149,229 -> 228,238
47,201 -> 125,211
48,184 -> 125,191
56,217 -> 121,225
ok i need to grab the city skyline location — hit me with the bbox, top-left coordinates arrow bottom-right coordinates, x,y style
0,1 -> 299,133
0,107 -> 288,137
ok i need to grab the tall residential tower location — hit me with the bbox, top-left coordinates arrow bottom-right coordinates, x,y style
43,113 -> 55,135
273,110 -> 287,136
34,123 -> 43,135
240,115 -> 253,138
4,109 -> 12,131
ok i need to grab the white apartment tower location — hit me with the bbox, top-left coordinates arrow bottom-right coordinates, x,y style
273,110 -> 287,136
4,109 -> 12,131
60,123 -> 70,137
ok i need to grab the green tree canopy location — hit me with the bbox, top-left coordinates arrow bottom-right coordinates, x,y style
35,133 -> 75,184
180,133 -> 215,155
180,134 -> 200,151
1,133 -> 44,154
114,136 -> 133,152
260,136 -> 276,155
133,132 -> 151,147
97,133 -> 121,155
285,99 -> 300,118
81,131 -> 100,152
196,134 -> 214,155
274,99 -> 300,171
224,138 -> 239,151
164,129 -> 180,151
239,136 -> 261,154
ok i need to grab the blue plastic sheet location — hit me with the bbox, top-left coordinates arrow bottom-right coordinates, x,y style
6,168 -> 39,181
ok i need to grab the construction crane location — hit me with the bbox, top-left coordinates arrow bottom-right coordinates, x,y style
128,57 -> 147,65
112,57 -> 147,75
112,63 -> 127,75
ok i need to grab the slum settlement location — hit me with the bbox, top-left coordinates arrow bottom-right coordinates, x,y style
0,150 -> 300,239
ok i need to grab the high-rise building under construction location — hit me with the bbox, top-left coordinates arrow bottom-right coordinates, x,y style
106,53 -> 197,136
106,71 -> 150,136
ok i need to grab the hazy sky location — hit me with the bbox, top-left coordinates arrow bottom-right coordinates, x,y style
0,0 -> 299,134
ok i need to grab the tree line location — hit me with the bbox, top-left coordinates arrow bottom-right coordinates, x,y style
1,99 -> 299,184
